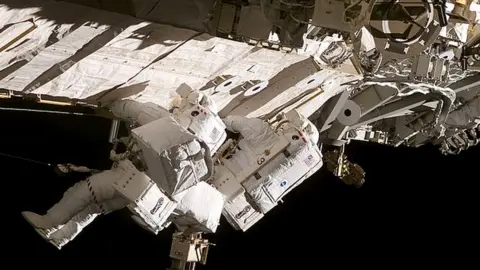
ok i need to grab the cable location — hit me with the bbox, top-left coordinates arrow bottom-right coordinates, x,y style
0,106 -> 87,116
0,151 -> 52,167
279,0 -> 315,8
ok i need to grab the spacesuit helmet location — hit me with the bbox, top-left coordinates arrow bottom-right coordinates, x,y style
282,109 -> 319,145
175,83 -> 218,114
302,121 -> 319,145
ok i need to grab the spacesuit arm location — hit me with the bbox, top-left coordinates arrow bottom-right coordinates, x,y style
222,115 -> 267,133
109,100 -> 170,126
222,115 -> 244,133
223,115 -> 275,142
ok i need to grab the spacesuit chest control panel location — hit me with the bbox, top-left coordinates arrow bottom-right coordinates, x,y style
175,104 -> 227,155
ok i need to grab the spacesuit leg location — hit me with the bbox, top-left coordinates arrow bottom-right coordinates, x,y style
45,197 -> 128,250
22,167 -> 127,233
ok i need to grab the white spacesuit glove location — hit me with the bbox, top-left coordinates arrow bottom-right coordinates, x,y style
110,150 -> 129,162
222,115 -> 278,150
55,164 -> 100,175
186,91 -> 202,105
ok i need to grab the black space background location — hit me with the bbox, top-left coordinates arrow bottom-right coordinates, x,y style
1,107 -> 478,268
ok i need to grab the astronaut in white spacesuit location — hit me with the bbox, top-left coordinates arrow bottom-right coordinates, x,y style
21,84 -> 227,249
211,110 -> 323,231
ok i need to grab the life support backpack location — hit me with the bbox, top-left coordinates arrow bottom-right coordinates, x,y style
130,115 -> 214,197
212,124 -> 323,231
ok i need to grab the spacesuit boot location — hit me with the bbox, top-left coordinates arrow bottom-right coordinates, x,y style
21,180 -> 94,233
21,212 -> 56,231
21,181 -> 93,234
22,212 -> 63,238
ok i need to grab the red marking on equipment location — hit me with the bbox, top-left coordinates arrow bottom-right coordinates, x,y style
298,130 -> 307,143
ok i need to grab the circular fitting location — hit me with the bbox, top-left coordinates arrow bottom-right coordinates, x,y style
242,80 -> 269,97
213,75 -> 241,92
295,72 -> 327,90
191,110 -> 200,117
337,100 -> 361,126
368,0 -> 442,61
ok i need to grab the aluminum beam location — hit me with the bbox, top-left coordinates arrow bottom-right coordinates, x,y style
350,93 -> 428,129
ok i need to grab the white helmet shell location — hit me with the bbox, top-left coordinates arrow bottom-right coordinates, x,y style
283,109 -> 319,145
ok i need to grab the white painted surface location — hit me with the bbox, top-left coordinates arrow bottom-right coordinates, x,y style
0,0 -> 356,118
